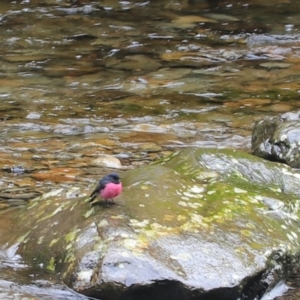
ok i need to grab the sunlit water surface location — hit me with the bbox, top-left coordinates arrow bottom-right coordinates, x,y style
1,0 -> 300,299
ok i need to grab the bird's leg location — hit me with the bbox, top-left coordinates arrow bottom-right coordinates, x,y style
104,199 -> 113,206
103,199 -> 116,205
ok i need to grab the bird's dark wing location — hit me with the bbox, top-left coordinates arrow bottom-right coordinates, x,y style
89,178 -> 109,202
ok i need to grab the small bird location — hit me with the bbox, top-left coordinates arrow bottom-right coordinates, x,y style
89,172 -> 122,204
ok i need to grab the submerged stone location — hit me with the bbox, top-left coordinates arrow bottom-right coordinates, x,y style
252,110 -> 300,168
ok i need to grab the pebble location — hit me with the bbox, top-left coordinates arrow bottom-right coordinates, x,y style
132,123 -> 166,133
90,155 -> 122,169
26,112 -> 42,119
138,143 -> 162,152
259,62 -> 292,69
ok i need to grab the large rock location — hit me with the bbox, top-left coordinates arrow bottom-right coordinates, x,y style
8,148 -> 300,300
252,111 -> 300,168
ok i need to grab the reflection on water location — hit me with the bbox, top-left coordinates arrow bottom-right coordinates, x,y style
1,0 -> 300,298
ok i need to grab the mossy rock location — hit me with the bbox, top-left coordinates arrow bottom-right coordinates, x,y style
10,148 -> 300,300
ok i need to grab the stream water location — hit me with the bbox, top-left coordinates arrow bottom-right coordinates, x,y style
1,0 -> 300,299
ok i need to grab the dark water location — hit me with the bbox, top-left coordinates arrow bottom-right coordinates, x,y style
1,0 -> 300,299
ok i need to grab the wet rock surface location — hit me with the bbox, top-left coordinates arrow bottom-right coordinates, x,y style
0,278 -> 89,300
252,111 -> 300,168
276,269 -> 300,300
3,148 -> 300,300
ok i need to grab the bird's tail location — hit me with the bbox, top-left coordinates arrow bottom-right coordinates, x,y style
89,193 -> 97,203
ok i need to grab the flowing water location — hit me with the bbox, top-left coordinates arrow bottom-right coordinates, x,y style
1,0 -> 300,298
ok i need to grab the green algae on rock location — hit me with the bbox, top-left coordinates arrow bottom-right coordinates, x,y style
11,148 -> 300,300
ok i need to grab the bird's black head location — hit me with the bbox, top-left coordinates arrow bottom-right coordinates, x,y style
108,172 -> 121,184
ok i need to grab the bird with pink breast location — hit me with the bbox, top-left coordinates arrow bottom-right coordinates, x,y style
89,173 -> 122,204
